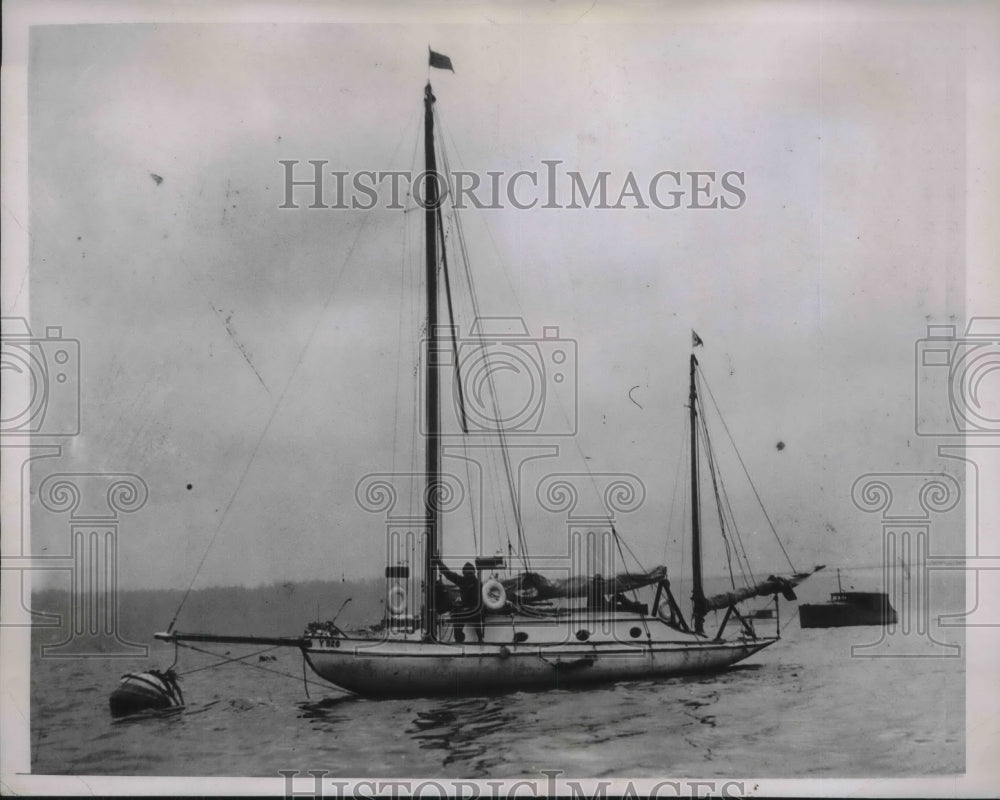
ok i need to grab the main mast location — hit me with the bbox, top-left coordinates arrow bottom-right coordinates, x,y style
690,353 -> 706,634
422,82 -> 441,638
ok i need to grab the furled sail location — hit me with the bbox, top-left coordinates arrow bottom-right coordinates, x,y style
503,565 -> 668,603
702,565 -> 825,612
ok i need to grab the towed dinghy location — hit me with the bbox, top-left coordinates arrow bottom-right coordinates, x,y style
109,668 -> 184,718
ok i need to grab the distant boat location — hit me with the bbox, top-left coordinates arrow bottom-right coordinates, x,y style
799,569 -> 897,628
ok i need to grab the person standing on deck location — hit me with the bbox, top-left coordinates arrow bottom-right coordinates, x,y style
434,558 -> 485,643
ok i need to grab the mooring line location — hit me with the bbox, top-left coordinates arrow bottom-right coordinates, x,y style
176,641 -> 351,693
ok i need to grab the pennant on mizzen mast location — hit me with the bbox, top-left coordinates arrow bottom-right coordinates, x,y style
692,330 -> 704,348
429,48 -> 455,72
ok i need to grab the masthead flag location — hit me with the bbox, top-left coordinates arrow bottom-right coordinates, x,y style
692,330 -> 704,348
429,49 -> 455,72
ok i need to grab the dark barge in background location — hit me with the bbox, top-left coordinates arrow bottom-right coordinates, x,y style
799,570 -> 897,628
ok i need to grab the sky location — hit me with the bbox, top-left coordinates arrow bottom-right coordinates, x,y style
11,8 -> 985,596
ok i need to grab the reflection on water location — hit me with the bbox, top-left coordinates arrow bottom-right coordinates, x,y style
296,694 -> 357,726
407,698 -> 515,773
110,706 -> 186,726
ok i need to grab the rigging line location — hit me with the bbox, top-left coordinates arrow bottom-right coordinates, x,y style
713,448 -> 757,586
394,105 -> 425,482
459,448 -> 480,554
168,204 -> 376,633
610,525 -> 635,584
436,116 -> 542,572
436,194 -> 481,553
488,442 -> 518,561
696,364 -> 797,573
609,525 -> 640,608
169,109 -> 420,634
694,371 -> 754,586
431,176 -> 486,560
695,396 -> 756,587
437,201 -> 512,561
177,645 -> 283,676
443,439 -> 482,555
438,115 -> 533,326
611,523 -> 653,581
391,106 -> 424,522
437,207 -> 469,433
661,419 -> 687,566
391,178 -> 410,476
438,119 -> 625,568
408,149 -> 429,522
679,432 -> 689,612
408,223 -> 423,522
610,524 -> 652,639
454,392 -> 515,560
458,357 -> 516,557
698,412 -> 740,590
437,118 -> 529,572
698,388 -> 754,589
437,184 -> 526,567
719,480 -> 754,587
696,381 -> 755,588
441,131 -> 588,564
475,411 -> 518,561
434,126 -> 592,564
175,641 -> 342,693
479,338 -> 529,565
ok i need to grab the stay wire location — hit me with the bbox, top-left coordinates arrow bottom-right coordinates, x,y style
695,372 -> 756,585
698,405 -> 743,591
437,112 -> 527,570
437,153 -> 508,561
176,644 -> 282,676
392,107 -> 424,478
435,185 -> 481,553
611,523 -> 655,586
175,641 -> 345,693
713,445 -> 757,587
435,115 -> 513,564
661,421 -> 687,567
609,524 -> 652,640
435,108 -> 644,580
697,364 -> 797,574
168,107 -> 417,633
704,390 -> 756,588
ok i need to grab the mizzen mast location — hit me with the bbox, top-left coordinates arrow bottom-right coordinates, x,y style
690,353 -> 706,634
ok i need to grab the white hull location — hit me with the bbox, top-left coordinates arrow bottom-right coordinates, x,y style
303,615 -> 776,697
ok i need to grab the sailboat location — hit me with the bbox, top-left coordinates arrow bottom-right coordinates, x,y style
155,56 -> 818,698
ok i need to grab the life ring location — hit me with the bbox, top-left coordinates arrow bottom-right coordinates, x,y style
387,585 -> 407,616
482,578 -> 507,611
